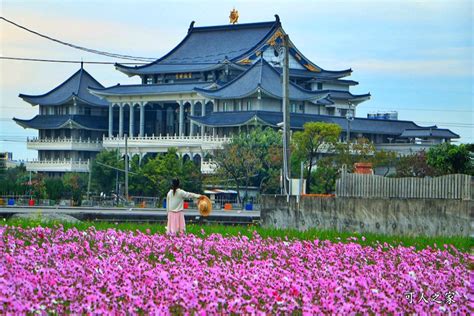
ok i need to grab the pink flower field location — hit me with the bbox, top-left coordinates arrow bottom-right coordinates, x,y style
0,225 -> 471,314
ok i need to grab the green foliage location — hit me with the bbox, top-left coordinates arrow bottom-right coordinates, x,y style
212,127 -> 282,201
298,137 -> 397,193
3,219 -> 472,253
44,178 -> 65,202
0,164 -> 30,195
427,143 -> 473,175
292,122 -> 342,193
371,150 -> 398,176
132,148 -> 202,200
396,151 -> 437,177
31,174 -> 47,200
91,150 -> 124,194
62,173 -> 87,205
309,164 -> 338,194
331,138 -> 375,171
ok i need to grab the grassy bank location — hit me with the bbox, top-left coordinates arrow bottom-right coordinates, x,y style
1,217 -> 472,253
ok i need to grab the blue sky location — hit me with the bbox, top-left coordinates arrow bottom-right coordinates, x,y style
1,0 -> 472,161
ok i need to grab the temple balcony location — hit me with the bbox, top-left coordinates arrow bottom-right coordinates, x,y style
374,141 -> 441,156
26,159 -> 90,173
102,134 -> 230,155
27,137 -> 103,151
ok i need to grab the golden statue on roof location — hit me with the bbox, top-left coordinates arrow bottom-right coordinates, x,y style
229,8 -> 239,24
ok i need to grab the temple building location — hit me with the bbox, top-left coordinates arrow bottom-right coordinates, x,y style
15,15 -> 459,174
14,65 -> 108,175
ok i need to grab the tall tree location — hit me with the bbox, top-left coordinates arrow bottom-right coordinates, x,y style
0,164 -> 29,195
136,148 -> 202,200
91,149 -> 124,195
292,122 -> 342,193
62,173 -> 87,205
427,143 -> 473,175
44,178 -> 65,202
212,127 -> 282,201
213,142 -> 261,203
395,151 -> 438,177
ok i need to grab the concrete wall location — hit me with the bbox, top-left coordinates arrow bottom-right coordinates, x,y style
261,195 -> 473,237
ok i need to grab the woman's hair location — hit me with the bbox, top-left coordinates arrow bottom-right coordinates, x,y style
171,178 -> 180,195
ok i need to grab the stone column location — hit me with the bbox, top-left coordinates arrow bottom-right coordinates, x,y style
190,101 -> 195,136
139,103 -> 145,137
118,103 -> 124,137
179,100 -> 184,137
201,100 -> 206,137
108,103 -> 113,137
129,104 -> 135,137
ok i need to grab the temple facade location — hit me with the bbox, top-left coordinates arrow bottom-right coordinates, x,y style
15,16 -> 458,174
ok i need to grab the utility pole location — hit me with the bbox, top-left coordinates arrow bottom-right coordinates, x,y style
282,34 -> 291,196
87,159 -> 92,200
124,133 -> 129,201
346,111 -> 354,142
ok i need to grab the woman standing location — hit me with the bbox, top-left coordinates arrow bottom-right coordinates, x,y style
166,178 -> 203,234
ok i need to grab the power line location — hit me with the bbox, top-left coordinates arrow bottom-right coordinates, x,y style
0,56 -> 221,65
0,57 -> 146,65
0,16 -> 248,64
0,16 -> 155,62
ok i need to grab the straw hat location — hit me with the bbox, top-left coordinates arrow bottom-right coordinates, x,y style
197,195 -> 212,216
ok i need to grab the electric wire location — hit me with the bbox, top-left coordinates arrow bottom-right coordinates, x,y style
0,16 -> 155,62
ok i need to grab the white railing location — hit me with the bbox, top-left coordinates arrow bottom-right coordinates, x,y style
27,137 -> 103,151
103,134 -> 229,143
102,134 -> 230,153
26,159 -> 90,172
374,143 -> 436,155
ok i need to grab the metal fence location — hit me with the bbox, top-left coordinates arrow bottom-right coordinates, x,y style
336,172 -> 472,200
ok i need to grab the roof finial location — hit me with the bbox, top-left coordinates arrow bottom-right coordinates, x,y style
80,60 -> 83,69
188,21 -> 195,33
229,8 -> 239,24
274,14 -> 280,24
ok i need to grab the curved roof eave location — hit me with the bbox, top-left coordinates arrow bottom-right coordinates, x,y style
194,59 -> 329,101
228,24 -> 281,63
115,62 -> 226,76
13,117 -> 34,129
19,94 -> 76,107
20,93 -> 107,107
18,68 -> 83,103
232,28 -> 352,76
61,119 -> 107,131
399,128 -> 460,139
116,20 -> 279,76
115,24 -> 195,74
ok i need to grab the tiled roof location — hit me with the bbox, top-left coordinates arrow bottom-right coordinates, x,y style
19,67 -> 108,107
115,17 -> 352,77
13,115 -> 109,131
189,110 -> 458,138
194,59 -> 328,101
399,128 -> 459,139
116,21 -> 278,75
